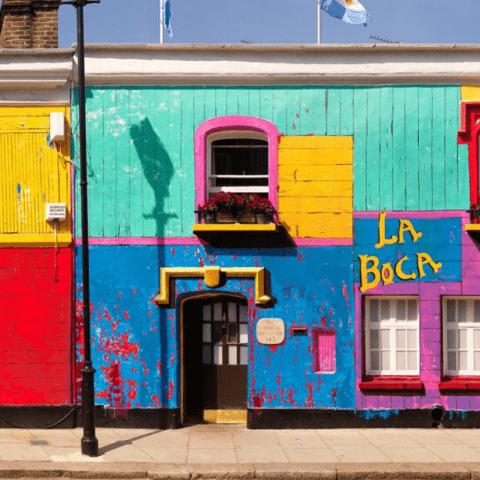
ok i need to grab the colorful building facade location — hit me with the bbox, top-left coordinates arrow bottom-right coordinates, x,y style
6,44 -> 480,428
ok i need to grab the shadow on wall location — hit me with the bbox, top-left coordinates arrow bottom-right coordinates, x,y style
130,118 -> 177,237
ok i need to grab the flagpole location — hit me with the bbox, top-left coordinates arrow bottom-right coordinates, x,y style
317,0 -> 321,44
160,0 -> 164,44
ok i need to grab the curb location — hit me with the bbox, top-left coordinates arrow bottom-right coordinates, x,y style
0,463 -> 478,480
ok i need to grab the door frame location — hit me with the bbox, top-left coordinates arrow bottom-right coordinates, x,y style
179,291 -> 247,424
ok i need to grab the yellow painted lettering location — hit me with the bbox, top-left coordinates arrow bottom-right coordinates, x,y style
359,254 -> 381,293
398,219 -> 423,244
416,253 -> 442,278
395,255 -> 417,281
375,212 -> 398,249
381,263 -> 394,286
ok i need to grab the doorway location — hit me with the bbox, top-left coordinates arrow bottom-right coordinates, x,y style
183,295 -> 248,424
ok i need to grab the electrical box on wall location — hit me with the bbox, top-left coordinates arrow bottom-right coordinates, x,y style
46,203 -> 66,222
49,112 -> 65,142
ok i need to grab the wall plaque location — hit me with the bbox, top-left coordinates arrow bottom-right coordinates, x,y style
256,318 -> 285,345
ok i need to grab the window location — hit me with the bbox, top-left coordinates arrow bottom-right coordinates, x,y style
443,297 -> 480,376
365,297 -> 419,376
194,116 -> 279,211
208,132 -> 268,198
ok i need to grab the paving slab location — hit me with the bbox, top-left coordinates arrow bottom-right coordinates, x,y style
235,446 -> 288,464
328,445 -> 391,463
283,448 -> 339,463
187,449 -> 238,464
147,464 -> 191,480
254,463 -> 336,480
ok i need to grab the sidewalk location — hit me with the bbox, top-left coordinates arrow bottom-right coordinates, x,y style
0,425 -> 480,478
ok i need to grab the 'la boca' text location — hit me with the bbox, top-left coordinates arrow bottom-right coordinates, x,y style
359,213 -> 442,293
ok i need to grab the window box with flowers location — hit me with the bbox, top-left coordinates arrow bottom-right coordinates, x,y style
196,193 -> 276,225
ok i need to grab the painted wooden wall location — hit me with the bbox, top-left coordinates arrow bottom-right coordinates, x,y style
0,107 -> 71,240
73,86 -> 468,238
278,136 -> 353,239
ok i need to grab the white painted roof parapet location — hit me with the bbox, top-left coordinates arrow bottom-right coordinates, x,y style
0,49 -> 74,104
77,43 -> 480,86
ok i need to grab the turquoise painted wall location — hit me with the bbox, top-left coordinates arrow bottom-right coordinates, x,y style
72,86 -> 469,238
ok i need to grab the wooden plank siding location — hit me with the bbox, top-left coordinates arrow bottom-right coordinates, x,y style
0,106 -> 71,238
73,86 -> 467,238
278,136 -> 353,239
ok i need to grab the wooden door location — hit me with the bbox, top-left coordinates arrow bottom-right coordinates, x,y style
183,296 -> 248,422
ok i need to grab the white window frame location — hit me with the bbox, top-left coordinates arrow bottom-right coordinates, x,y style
443,296 -> 480,376
365,296 -> 420,376
207,130 -> 269,198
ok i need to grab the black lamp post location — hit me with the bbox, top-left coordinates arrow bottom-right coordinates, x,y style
60,0 -> 100,457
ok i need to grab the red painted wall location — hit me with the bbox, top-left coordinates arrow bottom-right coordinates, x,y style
0,248 -> 73,405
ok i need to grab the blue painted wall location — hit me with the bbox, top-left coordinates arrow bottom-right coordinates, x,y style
75,244 -> 355,409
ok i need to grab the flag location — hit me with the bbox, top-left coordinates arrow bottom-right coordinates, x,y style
163,0 -> 173,38
320,0 -> 371,26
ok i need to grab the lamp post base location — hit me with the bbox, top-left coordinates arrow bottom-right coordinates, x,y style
81,436 -> 99,456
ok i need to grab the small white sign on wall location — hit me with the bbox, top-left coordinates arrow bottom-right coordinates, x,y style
256,318 -> 285,345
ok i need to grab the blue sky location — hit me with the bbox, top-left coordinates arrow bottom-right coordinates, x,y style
58,0 -> 480,47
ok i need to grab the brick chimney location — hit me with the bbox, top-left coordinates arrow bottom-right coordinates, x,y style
0,0 -> 61,48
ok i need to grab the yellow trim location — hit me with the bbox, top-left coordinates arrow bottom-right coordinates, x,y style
461,86 -> 480,102
155,267 -> 271,306
0,233 -> 72,247
193,224 -> 277,233
203,410 -> 247,424
465,224 -> 480,231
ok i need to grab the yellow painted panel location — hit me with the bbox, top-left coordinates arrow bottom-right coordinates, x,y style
279,196 -> 352,213
0,117 -> 50,131
279,180 -> 353,197
279,148 -> 353,166
203,410 -> 247,424
0,106 -> 71,237
279,164 -> 353,181
461,86 -> 480,102
279,212 -> 352,239
0,106 -> 67,117
0,233 -> 72,247
279,136 -> 353,149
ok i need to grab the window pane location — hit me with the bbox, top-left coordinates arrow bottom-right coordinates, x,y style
239,305 -> 248,323
370,329 -> 379,349
203,304 -> 211,321
203,323 -> 212,343
475,352 -> 480,371
213,303 -> 222,321
459,329 -> 468,349
396,351 -> 406,371
228,324 -> 237,344
370,351 -> 379,371
213,345 -> 223,365
380,300 -> 390,322
446,299 -> 456,323
239,346 -> 248,365
407,300 -> 417,321
213,323 -> 222,343
396,330 -> 406,349
381,329 -> 390,349
459,351 -> 468,370
447,330 -> 456,350
239,324 -> 248,343
381,351 -> 390,370
447,351 -> 456,371
369,300 -> 379,323
407,330 -> 417,349
396,300 -> 406,321
475,330 -> 480,349
228,302 -> 237,322
458,300 -> 467,323
407,351 -> 417,371
475,301 -> 480,322
203,345 -> 211,364
228,346 -> 238,365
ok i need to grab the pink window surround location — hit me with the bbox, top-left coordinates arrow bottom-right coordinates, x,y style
194,116 -> 279,210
